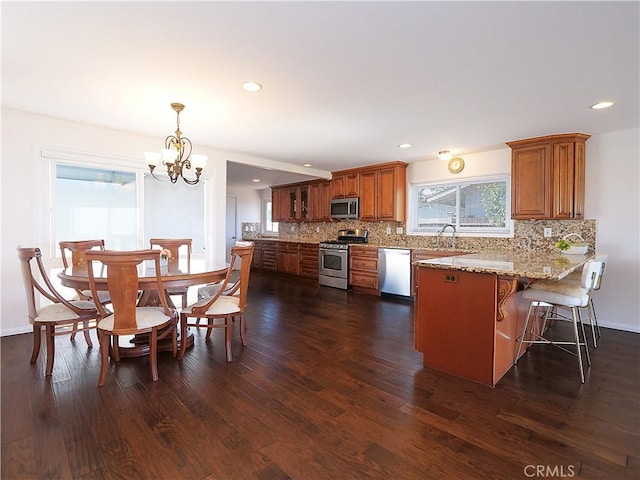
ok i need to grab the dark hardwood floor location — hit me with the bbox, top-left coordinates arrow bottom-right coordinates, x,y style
2,270 -> 639,479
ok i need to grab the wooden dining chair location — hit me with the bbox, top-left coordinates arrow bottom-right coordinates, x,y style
59,239 -> 111,341
179,244 -> 254,362
17,247 -> 100,376
85,249 -> 178,387
149,238 -> 192,308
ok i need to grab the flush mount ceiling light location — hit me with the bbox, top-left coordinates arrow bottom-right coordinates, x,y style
438,150 -> 452,161
398,143 -> 412,149
144,103 -> 207,185
252,178 -> 261,183
590,101 -> 614,110
303,163 -> 312,167
242,81 -> 263,92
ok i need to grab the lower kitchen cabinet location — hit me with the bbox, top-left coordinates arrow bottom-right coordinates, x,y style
260,241 -> 277,271
300,243 -> 319,278
349,246 -> 379,295
276,242 -> 300,275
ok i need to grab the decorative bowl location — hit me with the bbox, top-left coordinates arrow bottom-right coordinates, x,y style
560,243 -> 588,255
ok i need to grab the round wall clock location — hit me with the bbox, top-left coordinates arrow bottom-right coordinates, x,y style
448,157 -> 465,174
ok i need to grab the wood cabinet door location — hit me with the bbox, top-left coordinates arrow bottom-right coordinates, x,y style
331,175 -> 346,198
552,141 -> 575,219
573,140 -> 586,219
377,167 -> 405,221
359,171 -> 377,221
271,188 -> 289,222
511,144 -> 552,219
308,181 -> 330,221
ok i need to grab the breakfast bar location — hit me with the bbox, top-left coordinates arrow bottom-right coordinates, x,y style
413,250 -> 593,386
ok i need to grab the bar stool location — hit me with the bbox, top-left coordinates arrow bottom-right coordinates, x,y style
561,254 -> 607,348
515,259 -> 603,383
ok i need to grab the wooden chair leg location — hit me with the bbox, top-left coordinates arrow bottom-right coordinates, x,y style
30,324 -> 42,364
178,314 -> 187,360
82,321 -> 93,348
70,321 -> 79,342
205,318 -> 214,341
45,324 -> 55,376
149,328 -> 159,382
171,318 -> 178,358
97,332 -> 110,387
239,314 -> 247,346
111,335 -> 121,363
225,315 -> 232,362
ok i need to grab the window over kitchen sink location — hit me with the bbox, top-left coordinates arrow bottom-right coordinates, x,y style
409,176 -> 512,236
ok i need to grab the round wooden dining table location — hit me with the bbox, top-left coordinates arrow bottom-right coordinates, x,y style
58,259 -> 228,357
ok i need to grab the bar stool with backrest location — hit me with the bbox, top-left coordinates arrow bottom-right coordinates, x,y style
85,249 -> 178,387
514,259 -> 604,383
560,254 -> 608,348
179,244 -> 254,362
149,238 -> 192,308
17,247 -> 100,376
59,239 -> 111,342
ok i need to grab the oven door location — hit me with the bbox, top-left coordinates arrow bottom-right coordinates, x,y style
319,248 -> 348,279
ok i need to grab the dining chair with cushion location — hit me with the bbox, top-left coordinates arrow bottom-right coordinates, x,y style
18,247 -> 100,376
85,249 -> 178,387
59,239 -> 111,342
514,259 -> 604,383
179,243 -> 254,362
149,238 -> 192,308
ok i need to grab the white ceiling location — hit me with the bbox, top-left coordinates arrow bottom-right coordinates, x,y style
2,1 -> 638,188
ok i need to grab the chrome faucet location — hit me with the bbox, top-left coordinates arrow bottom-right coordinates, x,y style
438,224 -> 457,249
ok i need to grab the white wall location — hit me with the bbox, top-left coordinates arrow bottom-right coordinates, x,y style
408,129 -> 640,333
584,128 -> 639,333
0,108 -> 272,336
227,185 -> 262,241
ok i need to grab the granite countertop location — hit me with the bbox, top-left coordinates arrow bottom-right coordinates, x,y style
413,250 -> 594,280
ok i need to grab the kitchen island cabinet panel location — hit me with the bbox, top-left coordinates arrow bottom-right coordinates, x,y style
415,268 -> 498,385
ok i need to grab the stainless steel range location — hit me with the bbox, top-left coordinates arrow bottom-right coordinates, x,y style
319,229 -> 368,290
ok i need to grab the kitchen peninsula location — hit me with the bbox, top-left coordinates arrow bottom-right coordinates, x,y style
413,250 -> 593,386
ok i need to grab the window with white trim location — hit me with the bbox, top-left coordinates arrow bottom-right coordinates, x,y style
263,199 -> 278,233
410,176 -> 511,235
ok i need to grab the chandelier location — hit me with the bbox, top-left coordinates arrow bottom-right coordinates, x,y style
144,103 -> 207,185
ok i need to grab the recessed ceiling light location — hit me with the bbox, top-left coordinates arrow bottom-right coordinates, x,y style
398,143 -> 412,149
591,101 -> 614,110
252,178 -> 260,182
303,163 -> 312,167
438,150 -> 452,161
243,82 -> 263,92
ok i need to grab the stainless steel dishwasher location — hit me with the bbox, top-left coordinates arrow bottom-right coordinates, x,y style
378,248 -> 411,297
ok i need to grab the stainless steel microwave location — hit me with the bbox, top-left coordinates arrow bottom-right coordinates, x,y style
330,197 -> 359,219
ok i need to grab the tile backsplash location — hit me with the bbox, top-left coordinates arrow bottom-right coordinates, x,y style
242,219 -> 596,253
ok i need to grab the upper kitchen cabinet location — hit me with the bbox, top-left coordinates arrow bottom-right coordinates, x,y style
507,133 -> 590,220
333,162 -> 407,221
331,172 -> 359,199
271,179 -> 331,222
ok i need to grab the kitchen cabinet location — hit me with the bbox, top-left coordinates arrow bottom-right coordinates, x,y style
359,163 -> 407,221
331,173 -> 359,199
308,181 -> 331,221
507,133 -> 590,220
299,243 -> 319,278
349,246 -> 379,295
252,241 -> 263,269
271,187 -> 290,223
276,242 -> 300,275
271,180 -> 330,222
261,241 -> 277,271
